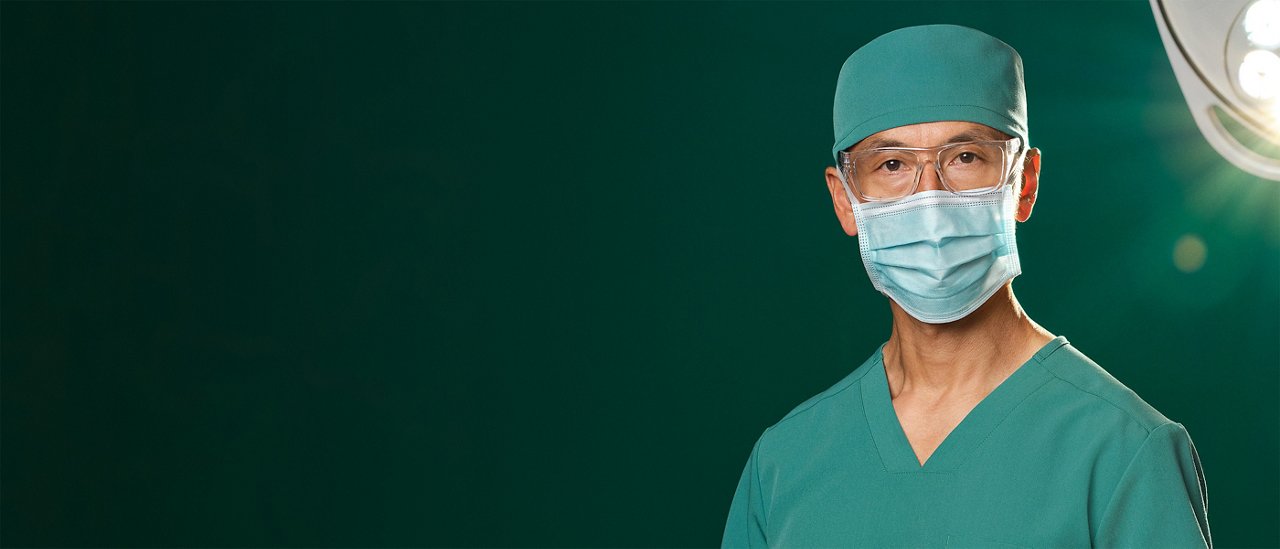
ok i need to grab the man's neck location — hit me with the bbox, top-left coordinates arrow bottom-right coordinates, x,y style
881,284 -> 1054,400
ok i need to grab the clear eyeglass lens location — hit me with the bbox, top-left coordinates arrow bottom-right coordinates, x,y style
937,142 -> 1005,191
853,150 -> 920,198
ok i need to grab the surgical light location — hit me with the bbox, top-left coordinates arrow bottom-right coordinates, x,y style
1152,0 -> 1280,180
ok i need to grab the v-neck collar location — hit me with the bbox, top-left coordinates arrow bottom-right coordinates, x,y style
861,336 -> 1067,473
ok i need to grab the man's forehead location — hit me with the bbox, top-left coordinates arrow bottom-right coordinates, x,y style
852,121 -> 1008,151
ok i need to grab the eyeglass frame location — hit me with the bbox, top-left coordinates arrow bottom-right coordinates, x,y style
836,136 -> 1025,203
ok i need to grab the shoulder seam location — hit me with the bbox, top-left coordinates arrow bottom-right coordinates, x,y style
764,361 -> 875,434
1035,355 -> 1165,435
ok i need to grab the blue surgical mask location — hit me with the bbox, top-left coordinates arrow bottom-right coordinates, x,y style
840,179 -> 1022,324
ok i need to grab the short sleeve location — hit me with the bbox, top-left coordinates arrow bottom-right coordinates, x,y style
721,437 -> 768,549
1094,422 -> 1211,548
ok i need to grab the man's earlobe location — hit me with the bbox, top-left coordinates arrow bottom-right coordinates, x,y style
824,167 -> 859,236
1015,148 -> 1041,222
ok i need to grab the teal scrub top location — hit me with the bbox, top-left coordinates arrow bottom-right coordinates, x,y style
721,336 -> 1211,548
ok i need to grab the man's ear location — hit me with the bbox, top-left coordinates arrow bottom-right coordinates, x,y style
825,166 -> 859,236
1015,148 -> 1041,222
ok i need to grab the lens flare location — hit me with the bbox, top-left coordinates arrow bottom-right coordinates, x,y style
1173,234 -> 1208,273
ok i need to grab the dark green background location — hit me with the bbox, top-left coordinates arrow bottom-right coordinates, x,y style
3,1 -> 1277,547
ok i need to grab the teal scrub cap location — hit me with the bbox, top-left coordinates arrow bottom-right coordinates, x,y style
832,24 -> 1028,161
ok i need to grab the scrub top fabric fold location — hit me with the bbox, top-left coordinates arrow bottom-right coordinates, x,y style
720,336 -> 1211,548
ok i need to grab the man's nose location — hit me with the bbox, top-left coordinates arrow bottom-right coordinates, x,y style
917,157 -> 944,193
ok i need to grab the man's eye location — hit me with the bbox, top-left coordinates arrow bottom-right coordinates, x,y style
882,159 -> 903,171
950,151 -> 987,166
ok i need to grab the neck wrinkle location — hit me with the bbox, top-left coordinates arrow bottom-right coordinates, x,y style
882,284 -> 1052,399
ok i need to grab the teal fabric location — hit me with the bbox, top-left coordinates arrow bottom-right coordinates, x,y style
832,25 -> 1029,161
721,336 -> 1211,548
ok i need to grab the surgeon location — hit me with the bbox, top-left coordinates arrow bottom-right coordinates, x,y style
721,25 -> 1211,548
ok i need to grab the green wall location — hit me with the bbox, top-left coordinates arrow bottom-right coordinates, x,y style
3,1 -> 1277,546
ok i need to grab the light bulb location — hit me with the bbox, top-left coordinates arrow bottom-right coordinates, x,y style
1238,49 -> 1280,100
1245,0 -> 1280,48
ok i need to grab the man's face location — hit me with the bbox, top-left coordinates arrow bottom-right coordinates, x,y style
822,120 -> 1041,237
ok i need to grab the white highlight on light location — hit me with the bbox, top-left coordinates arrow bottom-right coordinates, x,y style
1238,49 -> 1280,100
1245,0 -> 1280,48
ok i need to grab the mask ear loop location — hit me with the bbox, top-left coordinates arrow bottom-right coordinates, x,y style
837,159 -> 889,294
999,139 -> 1025,281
